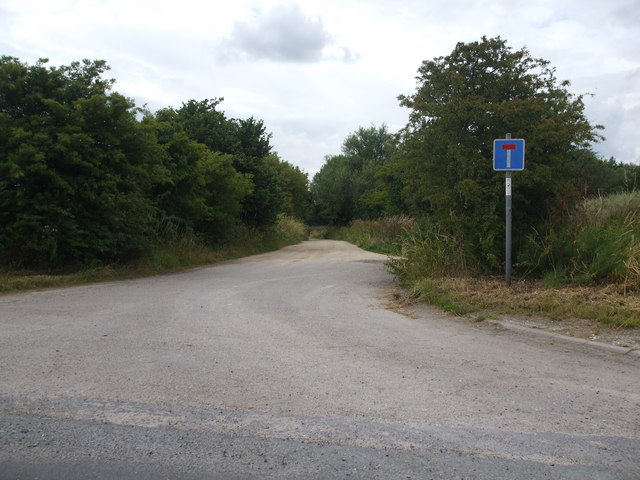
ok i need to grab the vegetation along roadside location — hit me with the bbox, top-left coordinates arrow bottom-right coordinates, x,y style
0,216 -> 308,294
0,55 -> 310,292
323,215 -> 639,351
308,37 -> 639,340
3,37 -> 639,344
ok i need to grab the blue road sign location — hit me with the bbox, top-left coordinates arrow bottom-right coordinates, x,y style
494,139 -> 525,171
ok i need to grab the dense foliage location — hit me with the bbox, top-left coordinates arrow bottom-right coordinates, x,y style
394,36 -> 610,272
310,124 -> 397,224
520,191 -> 640,289
2,41 -> 638,287
311,37 -> 640,282
0,57 -> 310,269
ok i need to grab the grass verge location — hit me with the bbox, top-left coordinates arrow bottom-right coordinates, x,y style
412,278 -> 479,316
399,275 -> 640,329
0,216 -> 308,294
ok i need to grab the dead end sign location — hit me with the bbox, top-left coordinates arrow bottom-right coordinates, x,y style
493,139 -> 525,171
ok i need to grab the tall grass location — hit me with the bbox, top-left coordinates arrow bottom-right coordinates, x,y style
521,191 -> 640,291
320,216 -> 414,255
0,216 -> 308,294
387,192 -> 640,292
222,215 -> 308,257
387,222 -> 472,283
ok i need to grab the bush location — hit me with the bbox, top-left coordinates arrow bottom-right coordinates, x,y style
221,216 -> 308,256
272,215 -> 309,247
1,216 -> 309,293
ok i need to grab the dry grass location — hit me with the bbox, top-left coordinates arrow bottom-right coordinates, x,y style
424,276 -> 640,328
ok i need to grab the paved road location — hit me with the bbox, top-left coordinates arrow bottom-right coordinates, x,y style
1,240 -> 639,479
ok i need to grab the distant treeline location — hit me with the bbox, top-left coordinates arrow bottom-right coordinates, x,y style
0,57 -> 311,269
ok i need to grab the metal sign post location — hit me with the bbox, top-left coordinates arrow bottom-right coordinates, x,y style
493,134 -> 525,286
505,169 -> 513,286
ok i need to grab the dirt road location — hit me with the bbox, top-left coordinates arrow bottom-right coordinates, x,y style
1,240 -> 639,479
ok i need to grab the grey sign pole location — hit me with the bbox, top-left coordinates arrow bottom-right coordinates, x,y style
494,133 -> 523,286
505,133 -> 512,286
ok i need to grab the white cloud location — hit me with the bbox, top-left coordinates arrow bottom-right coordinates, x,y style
0,0 -> 638,168
577,67 -> 640,164
219,4 -> 357,64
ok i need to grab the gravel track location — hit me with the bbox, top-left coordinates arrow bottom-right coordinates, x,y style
1,240 -> 638,479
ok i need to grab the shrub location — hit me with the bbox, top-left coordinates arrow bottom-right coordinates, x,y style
273,215 -> 309,247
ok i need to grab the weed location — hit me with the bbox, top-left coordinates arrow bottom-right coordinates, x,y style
388,223 -> 473,284
541,270 -> 568,288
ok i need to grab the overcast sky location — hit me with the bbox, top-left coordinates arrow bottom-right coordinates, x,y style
2,0 -> 639,175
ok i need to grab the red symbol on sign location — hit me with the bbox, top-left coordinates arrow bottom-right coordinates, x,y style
502,144 -> 516,167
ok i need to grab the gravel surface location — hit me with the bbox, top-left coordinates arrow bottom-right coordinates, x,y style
1,240 -> 639,479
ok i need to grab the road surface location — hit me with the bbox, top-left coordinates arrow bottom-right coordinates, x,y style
1,240 -> 638,479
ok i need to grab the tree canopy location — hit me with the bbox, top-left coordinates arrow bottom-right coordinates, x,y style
0,56 -> 309,269
0,57 -> 159,267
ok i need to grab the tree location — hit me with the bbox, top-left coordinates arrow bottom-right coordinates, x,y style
194,149 -> 253,239
268,155 -> 311,220
0,57 -> 159,268
144,109 -> 252,241
395,36 -> 605,271
172,100 -> 281,227
0,56 -> 308,269
172,98 -> 237,153
359,159 -> 408,217
310,155 -> 354,225
228,118 -> 282,227
344,124 -> 398,219
310,124 -> 397,224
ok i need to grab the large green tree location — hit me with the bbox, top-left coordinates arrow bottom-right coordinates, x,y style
310,154 -> 355,225
396,36 -> 605,271
268,155 -> 311,221
0,57 -> 160,268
